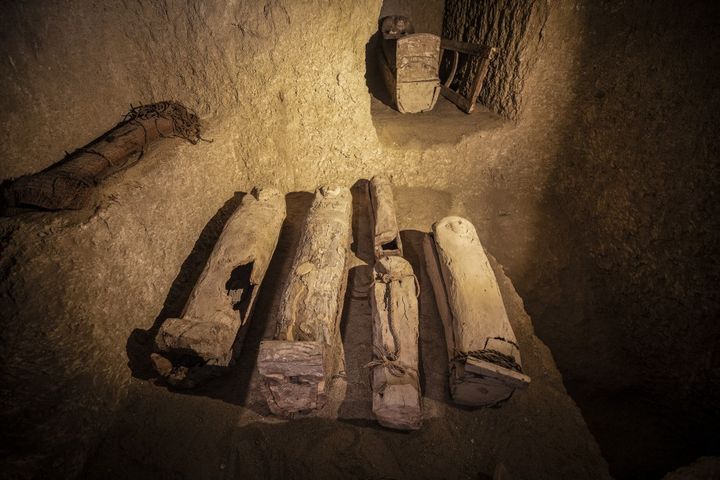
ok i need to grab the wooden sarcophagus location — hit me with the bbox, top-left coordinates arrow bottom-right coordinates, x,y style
257,186 -> 352,415
369,175 -> 403,258
368,255 -> 422,430
378,16 -> 441,114
152,188 -> 285,388
2,101 -> 203,212
423,216 -> 530,407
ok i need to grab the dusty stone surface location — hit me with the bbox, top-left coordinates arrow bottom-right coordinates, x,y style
1,0 -> 718,479
0,0 -> 383,187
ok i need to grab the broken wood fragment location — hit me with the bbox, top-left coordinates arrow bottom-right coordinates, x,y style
257,186 -> 352,415
2,101 -> 203,212
153,187 -> 285,388
368,256 -> 422,430
423,216 -> 530,407
369,175 -> 403,258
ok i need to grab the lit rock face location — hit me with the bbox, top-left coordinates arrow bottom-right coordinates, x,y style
0,2 -> 380,477
0,0 -> 383,188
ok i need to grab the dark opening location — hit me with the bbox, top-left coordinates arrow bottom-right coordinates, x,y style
226,262 -> 255,321
438,50 -> 471,93
161,351 -> 205,369
381,238 -> 399,252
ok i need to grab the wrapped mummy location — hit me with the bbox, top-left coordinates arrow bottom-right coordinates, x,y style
368,256 -> 422,430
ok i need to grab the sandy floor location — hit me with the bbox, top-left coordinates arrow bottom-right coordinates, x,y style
371,96 -> 505,148
81,184 -> 609,480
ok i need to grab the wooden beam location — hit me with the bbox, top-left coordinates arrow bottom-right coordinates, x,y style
441,85 -> 470,112
466,49 -> 497,114
444,50 -> 460,88
439,41 -> 497,114
440,38 -> 494,57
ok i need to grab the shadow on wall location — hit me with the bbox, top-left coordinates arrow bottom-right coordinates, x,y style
365,30 -> 394,109
509,2 -> 720,479
435,1 -> 720,478
337,180 -> 375,421
400,229 -> 454,405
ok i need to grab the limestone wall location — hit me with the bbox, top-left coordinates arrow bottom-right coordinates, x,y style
442,0 -> 549,120
1,0 -> 718,478
0,1 -> 383,477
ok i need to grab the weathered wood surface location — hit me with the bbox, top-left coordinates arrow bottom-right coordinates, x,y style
423,216 -> 530,407
2,101 -> 202,212
369,175 -> 403,258
440,41 -> 497,114
395,33 -> 441,83
379,32 -> 441,114
258,186 -> 352,415
152,188 -> 285,388
368,256 -> 421,430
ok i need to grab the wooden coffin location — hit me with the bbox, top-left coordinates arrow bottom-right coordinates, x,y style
369,175 -> 403,258
378,30 -> 441,114
423,216 -> 530,407
257,186 -> 352,415
369,256 -> 422,430
152,188 -> 285,388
